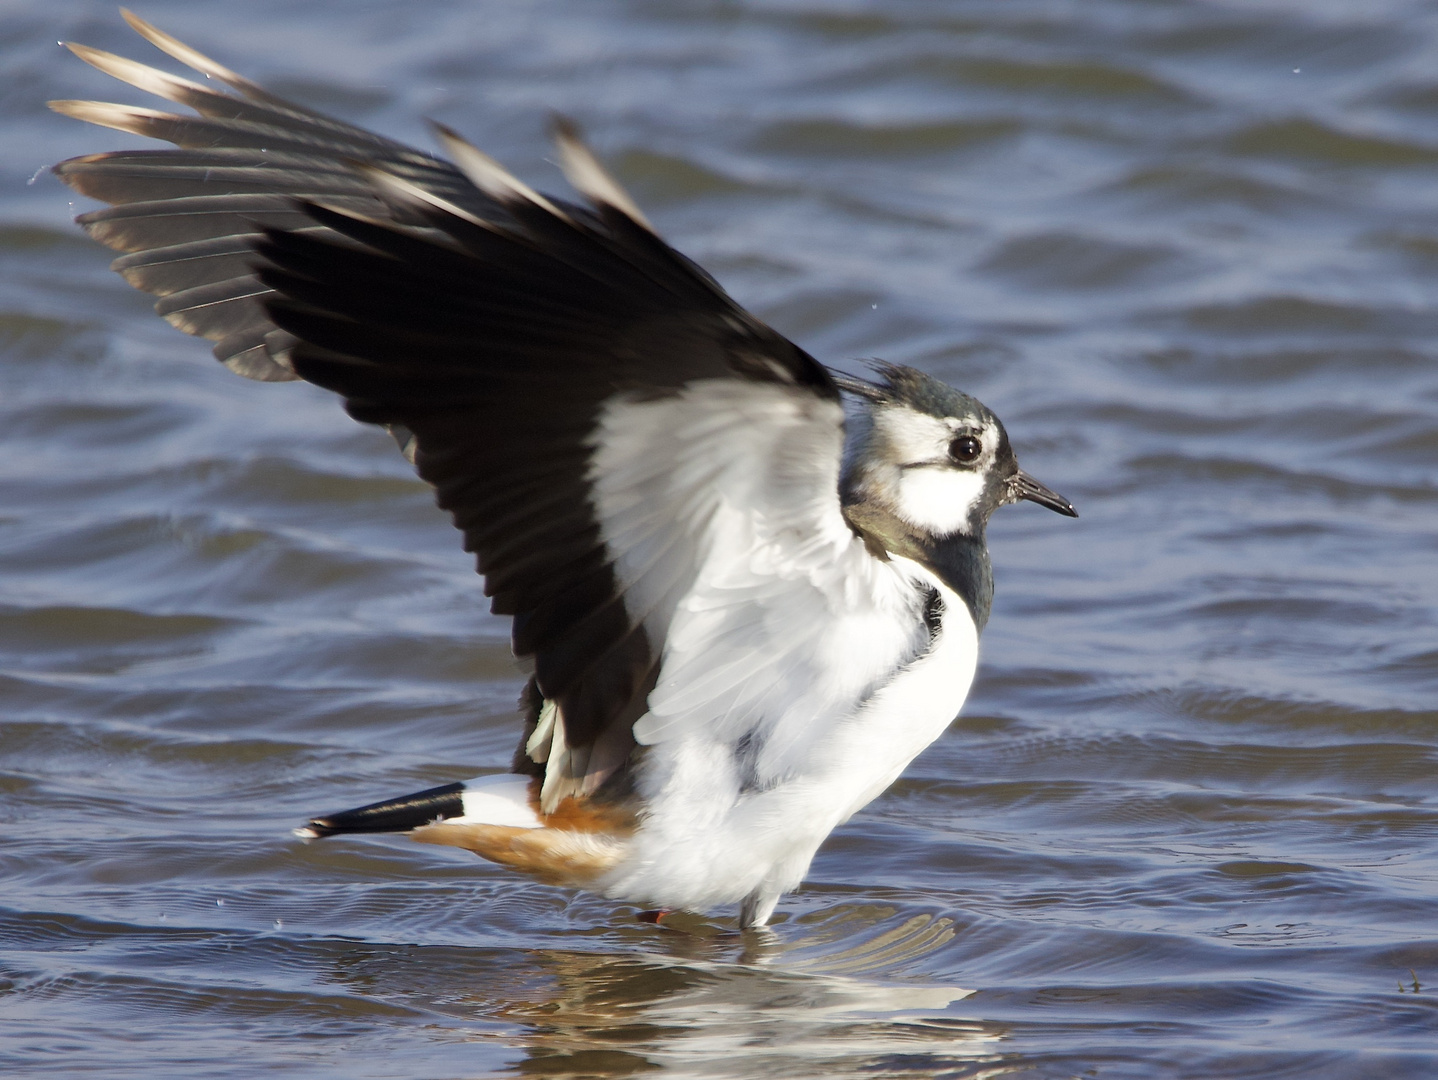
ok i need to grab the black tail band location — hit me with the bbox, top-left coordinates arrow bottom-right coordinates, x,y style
303,781 -> 465,838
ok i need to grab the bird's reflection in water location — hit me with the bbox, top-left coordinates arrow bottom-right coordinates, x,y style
475,907 -> 999,1078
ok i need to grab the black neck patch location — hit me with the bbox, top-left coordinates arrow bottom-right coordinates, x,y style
920,531 -> 993,632
842,499 -> 994,631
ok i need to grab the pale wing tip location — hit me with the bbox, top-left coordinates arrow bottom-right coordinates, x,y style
120,6 -> 261,94
62,41 -> 132,72
292,826 -> 321,842
120,7 -> 181,54
341,158 -> 494,231
48,99 -> 132,126
548,113 -> 654,231
428,120 -> 570,220
120,7 -> 192,60
48,99 -> 175,140
63,38 -> 208,101
426,117 -> 463,145
48,98 -> 167,119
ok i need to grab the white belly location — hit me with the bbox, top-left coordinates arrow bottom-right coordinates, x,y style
595,558 -> 979,912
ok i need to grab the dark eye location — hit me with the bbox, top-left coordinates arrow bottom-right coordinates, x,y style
949,434 -> 982,464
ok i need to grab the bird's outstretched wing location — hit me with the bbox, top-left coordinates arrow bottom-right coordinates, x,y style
50,9 -> 511,383
53,15 -> 898,812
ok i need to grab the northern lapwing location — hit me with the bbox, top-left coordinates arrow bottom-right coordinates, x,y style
52,12 -> 1076,929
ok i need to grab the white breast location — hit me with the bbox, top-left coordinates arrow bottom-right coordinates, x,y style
595,556 -> 979,912
804,557 -> 979,827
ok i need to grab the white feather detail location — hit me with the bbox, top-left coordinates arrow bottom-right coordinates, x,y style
526,698 -> 558,763
346,165 -> 496,231
537,704 -> 582,813
866,402 -> 1002,537
588,381 -> 869,752
429,121 -> 571,220
551,118 -> 655,230
46,100 -> 177,138
63,42 -> 213,106
447,774 -> 542,829
598,565 -> 978,913
893,467 -> 985,536
118,8 -> 277,102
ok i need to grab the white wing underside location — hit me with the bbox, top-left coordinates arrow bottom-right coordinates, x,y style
526,378 -> 927,813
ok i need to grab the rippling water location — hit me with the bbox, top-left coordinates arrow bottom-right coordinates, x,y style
3,1 -> 1437,1077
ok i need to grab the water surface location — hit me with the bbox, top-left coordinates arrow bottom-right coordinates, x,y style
2,1 -> 1437,1077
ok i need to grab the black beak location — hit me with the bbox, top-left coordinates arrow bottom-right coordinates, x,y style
1008,470 -> 1078,517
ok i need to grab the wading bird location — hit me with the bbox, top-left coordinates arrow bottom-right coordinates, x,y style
53,11 -> 1075,928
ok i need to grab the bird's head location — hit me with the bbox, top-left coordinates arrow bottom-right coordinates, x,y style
838,363 -> 1076,549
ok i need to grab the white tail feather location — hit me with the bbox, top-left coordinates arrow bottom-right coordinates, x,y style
448,774 -> 542,829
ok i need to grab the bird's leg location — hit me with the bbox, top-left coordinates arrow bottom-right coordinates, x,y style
739,889 -> 778,929
637,909 -> 670,923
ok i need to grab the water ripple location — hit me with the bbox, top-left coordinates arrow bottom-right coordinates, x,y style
3,0 -> 1437,1077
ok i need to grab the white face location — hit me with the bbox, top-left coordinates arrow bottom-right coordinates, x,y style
871,404 -> 1003,536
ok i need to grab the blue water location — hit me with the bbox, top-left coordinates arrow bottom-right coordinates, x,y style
2,2 -> 1436,1077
